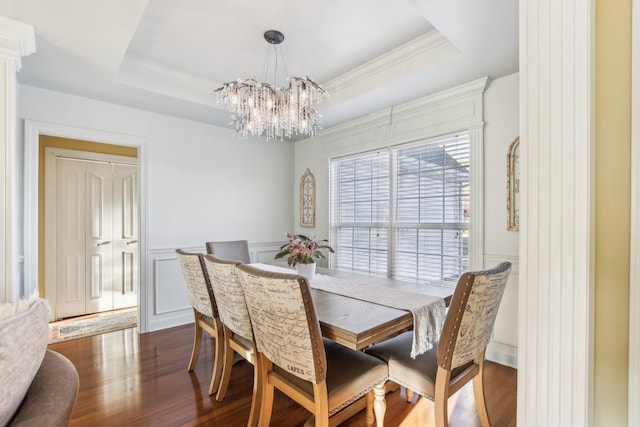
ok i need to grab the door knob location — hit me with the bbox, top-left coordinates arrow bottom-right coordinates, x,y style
96,241 -> 112,246
126,240 -> 138,245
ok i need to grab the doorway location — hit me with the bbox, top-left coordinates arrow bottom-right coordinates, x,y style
44,144 -> 139,320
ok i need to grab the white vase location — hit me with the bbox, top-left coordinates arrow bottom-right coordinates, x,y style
296,262 -> 316,280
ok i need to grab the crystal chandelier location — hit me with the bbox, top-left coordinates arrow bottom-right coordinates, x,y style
214,30 -> 328,141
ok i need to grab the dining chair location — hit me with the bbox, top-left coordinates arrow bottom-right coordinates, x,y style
175,249 -> 224,396
236,264 -> 389,427
203,255 -> 259,420
206,240 -> 251,263
365,262 -> 512,427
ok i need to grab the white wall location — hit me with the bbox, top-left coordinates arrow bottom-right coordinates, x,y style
294,73 -> 520,367
18,84 -> 293,331
482,73 -> 519,367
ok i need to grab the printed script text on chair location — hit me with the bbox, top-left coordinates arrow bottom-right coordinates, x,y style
176,249 -> 224,396
366,262 -> 512,427
206,240 -> 251,263
237,264 -> 389,427
203,255 -> 260,426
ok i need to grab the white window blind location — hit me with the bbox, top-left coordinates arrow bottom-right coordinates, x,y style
330,150 -> 390,276
330,134 -> 470,287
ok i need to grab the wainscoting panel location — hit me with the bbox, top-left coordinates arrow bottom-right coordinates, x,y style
249,241 -> 284,264
153,256 -> 191,315
146,242 -> 283,332
147,249 -> 193,332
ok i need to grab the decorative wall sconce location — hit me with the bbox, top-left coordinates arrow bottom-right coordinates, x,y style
300,169 -> 315,227
507,137 -> 520,231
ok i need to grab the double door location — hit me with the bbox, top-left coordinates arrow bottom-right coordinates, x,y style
51,151 -> 138,319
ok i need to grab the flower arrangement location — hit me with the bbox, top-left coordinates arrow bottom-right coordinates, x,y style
275,232 -> 335,267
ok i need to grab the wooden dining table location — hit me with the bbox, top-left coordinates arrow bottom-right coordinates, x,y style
310,266 -> 453,351
252,262 -> 452,351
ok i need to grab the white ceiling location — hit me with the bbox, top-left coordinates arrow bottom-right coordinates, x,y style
0,0 -> 518,137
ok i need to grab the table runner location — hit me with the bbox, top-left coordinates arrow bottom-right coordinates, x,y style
250,263 -> 446,358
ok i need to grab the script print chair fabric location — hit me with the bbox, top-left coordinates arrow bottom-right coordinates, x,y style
366,262 -> 512,427
203,255 -> 260,426
206,240 -> 251,263
237,264 -> 389,427
176,249 -> 224,396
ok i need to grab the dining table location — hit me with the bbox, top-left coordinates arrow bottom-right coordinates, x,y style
250,263 -> 453,353
311,267 -> 452,350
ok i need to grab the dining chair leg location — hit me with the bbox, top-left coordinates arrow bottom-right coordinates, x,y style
208,324 -> 224,396
188,309 -> 202,371
434,367 -> 451,427
472,357 -> 491,427
372,383 -> 386,427
246,349 -> 262,427
215,329 -> 235,401
258,356 -> 275,427
406,388 -> 414,403
312,382 -> 330,427
365,390 -> 374,425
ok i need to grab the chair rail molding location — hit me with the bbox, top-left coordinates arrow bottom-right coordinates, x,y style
0,16 -> 35,303
629,0 -> 640,424
519,0 -> 595,426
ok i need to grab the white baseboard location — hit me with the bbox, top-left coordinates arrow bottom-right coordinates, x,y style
486,340 -> 517,369
146,308 -> 193,333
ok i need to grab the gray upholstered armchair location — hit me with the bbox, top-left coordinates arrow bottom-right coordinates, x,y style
205,240 -> 251,263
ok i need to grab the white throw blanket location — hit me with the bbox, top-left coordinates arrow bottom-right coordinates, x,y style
250,263 -> 446,358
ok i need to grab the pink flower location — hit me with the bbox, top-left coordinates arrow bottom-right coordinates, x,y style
274,232 -> 335,267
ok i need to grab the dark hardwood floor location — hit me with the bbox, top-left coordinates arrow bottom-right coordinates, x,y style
49,324 -> 517,427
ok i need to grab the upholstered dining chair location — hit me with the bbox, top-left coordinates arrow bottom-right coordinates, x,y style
365,262 -> 512,427
236,264 -> 389,427
206,240 -> 251,263
175,249 -> 224,396
203,256 -> 258,411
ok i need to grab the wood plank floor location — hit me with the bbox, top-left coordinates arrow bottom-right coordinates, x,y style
49,324 -> 517,427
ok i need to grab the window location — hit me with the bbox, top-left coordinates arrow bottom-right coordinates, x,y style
330,134 -> 470,287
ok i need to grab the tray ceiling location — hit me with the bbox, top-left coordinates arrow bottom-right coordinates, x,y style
0,0 -> 518,138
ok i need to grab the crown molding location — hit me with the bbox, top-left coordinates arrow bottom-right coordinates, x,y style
320,29 -> 458,109
317,76 -> 489,152
324,29 -> 455,92
393,76 -> 489,114
0,15 -> 35,70
115,56 -> 219,107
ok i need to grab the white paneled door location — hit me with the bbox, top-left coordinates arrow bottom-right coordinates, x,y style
51,151 -> 138,319
112,164 -> 138,311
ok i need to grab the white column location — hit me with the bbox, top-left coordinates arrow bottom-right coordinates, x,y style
0,16 -> 35,302
518,0 -> 595,426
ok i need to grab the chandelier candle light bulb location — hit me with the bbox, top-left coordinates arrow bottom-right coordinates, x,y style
213,30 -> 328,141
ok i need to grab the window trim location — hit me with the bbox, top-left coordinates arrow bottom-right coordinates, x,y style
329,129 -> 483,283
